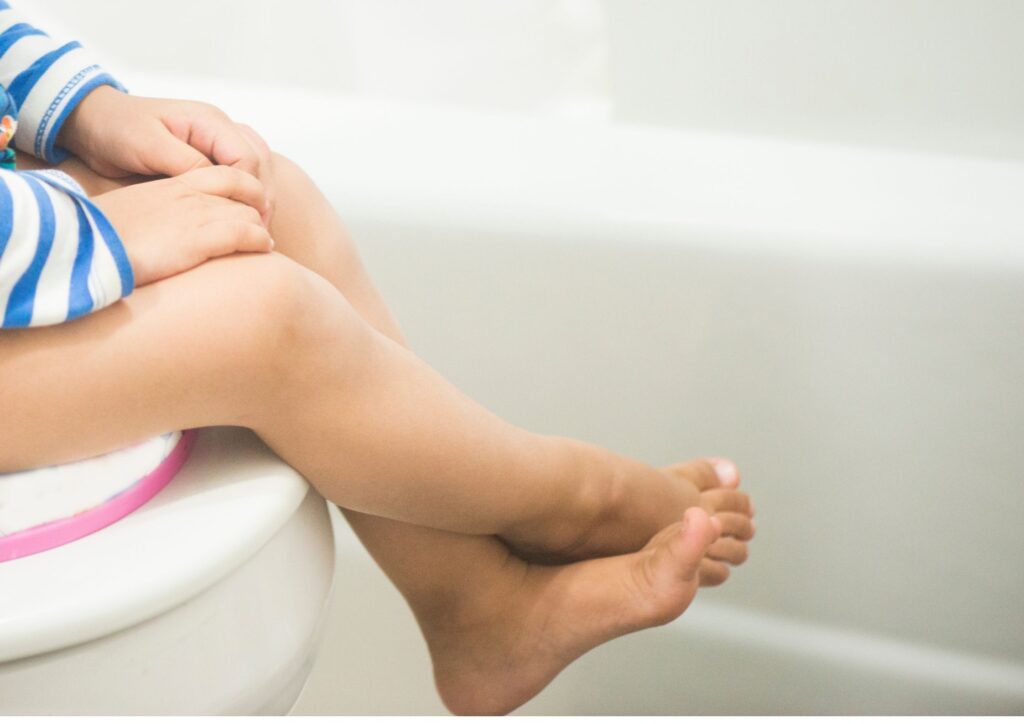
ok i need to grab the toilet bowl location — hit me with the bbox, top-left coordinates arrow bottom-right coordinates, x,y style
0,427 -> 336,715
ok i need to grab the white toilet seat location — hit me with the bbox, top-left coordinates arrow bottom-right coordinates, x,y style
0,427 -> 316,662
0,427 -> 336,714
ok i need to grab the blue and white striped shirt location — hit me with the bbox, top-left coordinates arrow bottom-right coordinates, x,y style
0,0 -> 131,329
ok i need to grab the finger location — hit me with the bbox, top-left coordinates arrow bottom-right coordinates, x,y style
204,125 -> 270,225
706,538 -> 749,565
236,123 -> 274,224
197,220 -> 275,259
699,558 -> 730,587
700,488 -> 753,516
236,122 -> 271,159
203,202 -> 264,233
176,109 -> 262,179
199,195 -> 264,225
180,165 -> 267,212
141,132 -> 212,177
714,512 -> 756,541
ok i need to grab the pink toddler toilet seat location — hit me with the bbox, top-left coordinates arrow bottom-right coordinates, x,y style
0,430 -> 196,563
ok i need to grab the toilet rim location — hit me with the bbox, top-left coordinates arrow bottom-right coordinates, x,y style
0,427 -> 314,664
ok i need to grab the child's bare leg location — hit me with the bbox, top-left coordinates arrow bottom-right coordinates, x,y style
254,180 -> 740,707
0,280 -> 722,714
12,151 -> 753,561
14,154 -> 752,578
0,257 -> 729,713
0,249 -> 738,556
260,153 -> 749,568
3,156 -> 746,713
21,155 -> 754,578
253,156 -> 754,709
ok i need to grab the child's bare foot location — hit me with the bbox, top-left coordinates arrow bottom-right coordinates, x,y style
665,458 -> 756,586
424,507 -> 720,715
503,449 -> 754,577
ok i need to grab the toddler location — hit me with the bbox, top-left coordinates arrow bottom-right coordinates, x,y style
0,3 -> 754,714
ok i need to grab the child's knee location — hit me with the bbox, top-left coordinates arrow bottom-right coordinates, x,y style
267,152 -> 364,268
267,151 -> 313,220
206,253 -> 324,340
267,151 -> 308,192
199,253 -> 373,386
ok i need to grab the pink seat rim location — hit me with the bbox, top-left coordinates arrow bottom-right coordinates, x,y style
0,430 -> 197,564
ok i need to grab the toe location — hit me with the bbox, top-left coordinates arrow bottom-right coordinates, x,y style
701,488 -> 753,516
699,558 -> 731,587
706,537 -> 749,565
631,508 -> 718,626
715,512 -> 756,541
666,458 -> 735,491
644,507 -> 718,586
707,458 -> 741,488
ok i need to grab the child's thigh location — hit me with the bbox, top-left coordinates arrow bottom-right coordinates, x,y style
0,253 -> 312,472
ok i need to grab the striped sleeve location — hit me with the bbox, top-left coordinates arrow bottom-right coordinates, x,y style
0,1 -> 126,164
0,169 -> 133,328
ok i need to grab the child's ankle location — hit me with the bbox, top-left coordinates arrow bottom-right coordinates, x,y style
499,437 -> 633,560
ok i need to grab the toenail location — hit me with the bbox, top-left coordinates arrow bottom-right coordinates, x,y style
712,459 -> 738,486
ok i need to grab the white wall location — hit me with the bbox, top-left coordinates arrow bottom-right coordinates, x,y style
604,0 -> 1024,161
25,0 -> 1024,159
25,0 -> 611,116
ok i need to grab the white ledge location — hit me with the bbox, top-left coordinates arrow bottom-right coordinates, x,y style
131,71 -> 1024,272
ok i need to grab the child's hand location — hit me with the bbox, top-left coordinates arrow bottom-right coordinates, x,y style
91,166 -> 273,288
58,86 -> 275,225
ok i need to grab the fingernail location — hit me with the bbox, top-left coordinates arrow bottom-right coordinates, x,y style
712,459 -> 739,486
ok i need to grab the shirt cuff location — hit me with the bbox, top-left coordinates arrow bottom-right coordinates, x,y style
10,43 -> 127,164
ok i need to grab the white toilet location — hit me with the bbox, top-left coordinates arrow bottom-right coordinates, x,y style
0,427 -> 336,715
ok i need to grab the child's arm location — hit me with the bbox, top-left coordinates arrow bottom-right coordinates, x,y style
0,167 -> 132,328
0,164 -> 272,328
0,2 -> 274,223
0,0 -> 124,164
56,87 -> 276,225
